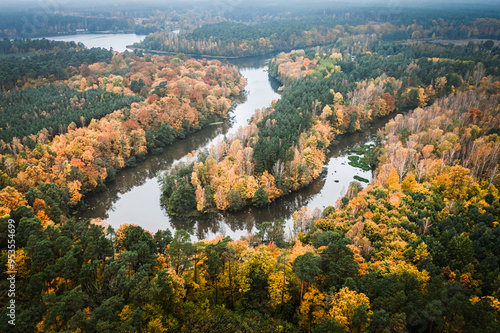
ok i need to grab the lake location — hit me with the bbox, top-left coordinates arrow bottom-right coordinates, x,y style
39,33 -> 147,52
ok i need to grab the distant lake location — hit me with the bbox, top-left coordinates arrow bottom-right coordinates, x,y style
40,33 -> 147,52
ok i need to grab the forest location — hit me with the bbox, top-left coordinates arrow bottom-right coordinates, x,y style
133,5 -> 500,58
1,79 -> 499,331
0,46 -> 114,91
161,37 -> 500,215
1,1 -> 500,332
0,38 -> 80,55
0,1 -> 238,38
0,38 -> 245,222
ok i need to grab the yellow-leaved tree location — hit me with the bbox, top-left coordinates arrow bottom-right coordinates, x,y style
0,186 -> 28,217
268,251 -> 293,308
328,287 -> 372,332
236,245 -> 274,295
299,285 -> 325,332
401,172 -> 418,192
388,167 -> 401,189
443,165 -> 472,202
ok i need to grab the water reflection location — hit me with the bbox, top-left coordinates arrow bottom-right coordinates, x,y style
78,58 -> 281,238
80,123 -> 230,221
78,54 -> 396,240
177,117 -> 389,241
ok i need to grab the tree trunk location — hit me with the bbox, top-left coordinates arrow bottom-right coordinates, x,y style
282,265 -> 286,304
300,280 -> 304,304
215,278 -> 218,304
194,257 -> 197,284
229,259 -> 233,308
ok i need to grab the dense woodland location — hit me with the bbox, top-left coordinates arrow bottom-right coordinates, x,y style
0,2 -> 236,38
0,39 -> 245,223
0,86 -> 143,143
0,45 -> 114,91
133,7 -> 500,58
1,78 -> 499,332
1,11 -> 177,37
0,14 -> 137,36
1,2 -> 500,332
161,38 -> 500,215
0,39 -> 80,55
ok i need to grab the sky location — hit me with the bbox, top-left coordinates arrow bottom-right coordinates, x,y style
1,0 -> 498,8
0,0 -> 498,12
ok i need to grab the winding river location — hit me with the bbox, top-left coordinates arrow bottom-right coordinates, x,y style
45,34 -> 390,240
79,56 -> 284,240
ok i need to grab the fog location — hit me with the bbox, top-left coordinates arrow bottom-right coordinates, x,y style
1,0 -> 499,12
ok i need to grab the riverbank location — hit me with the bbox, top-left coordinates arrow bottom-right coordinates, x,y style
77,59 -> 281,239
128,42 -> 337,60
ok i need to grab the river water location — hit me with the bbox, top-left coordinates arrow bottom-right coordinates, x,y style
79,57 -> 284,240
39,33 -> 147,53
79,56 -> 385,240
42,34 -> 387,240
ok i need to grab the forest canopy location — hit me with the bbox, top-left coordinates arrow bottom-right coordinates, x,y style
0,2 -> 500,332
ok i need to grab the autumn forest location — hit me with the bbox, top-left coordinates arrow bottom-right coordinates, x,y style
1,1 -> 500,332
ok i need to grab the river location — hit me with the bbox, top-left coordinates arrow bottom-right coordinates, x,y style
42,33 -> 387,240
79,57 -> 283,240
79,56 -> 385,241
